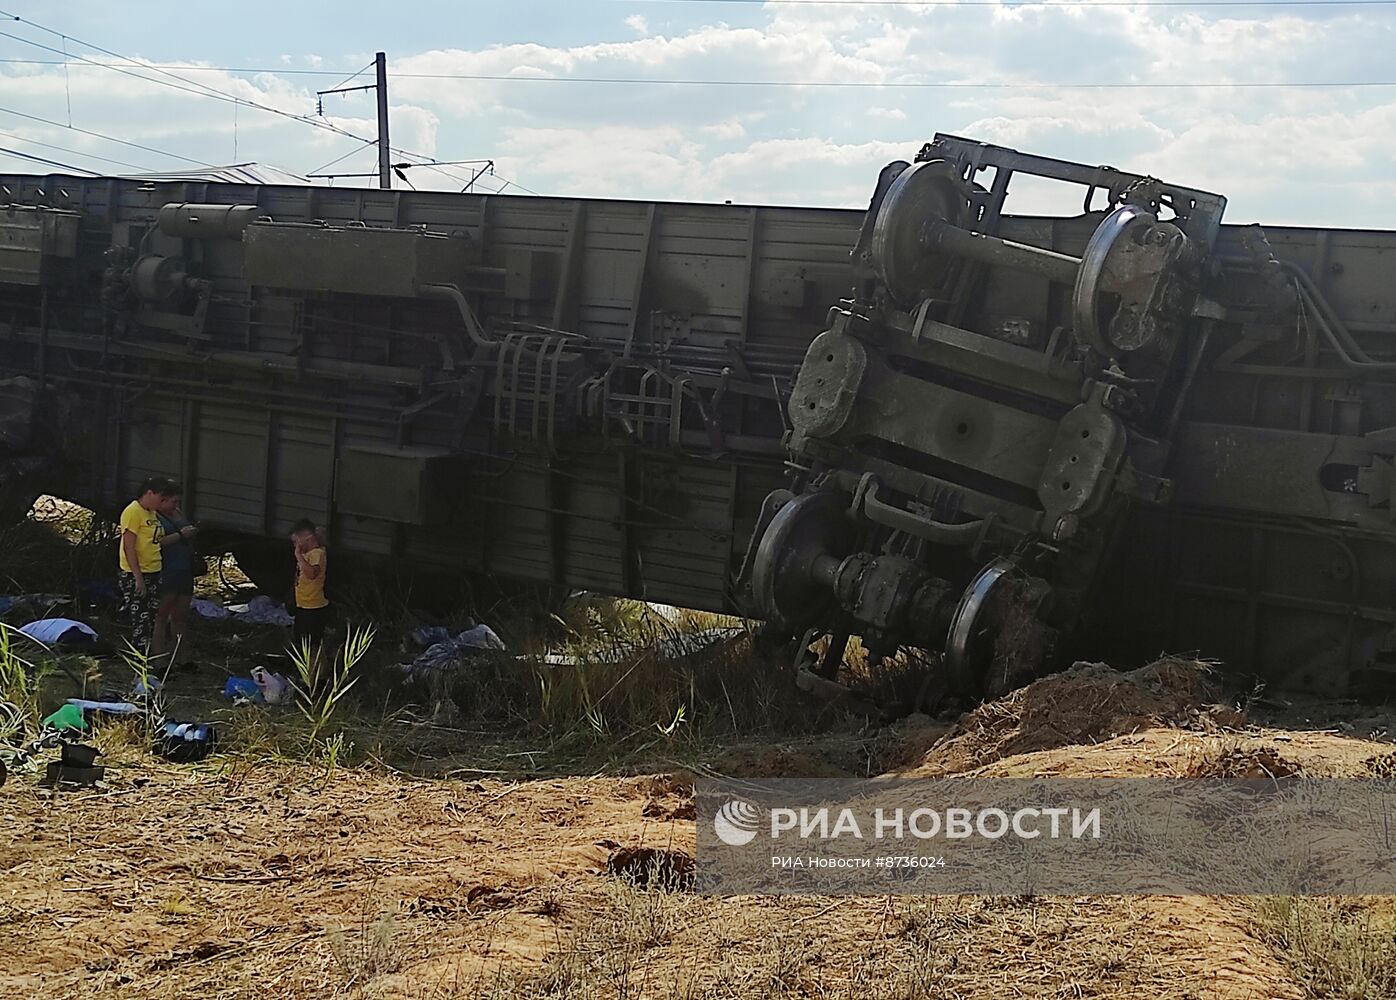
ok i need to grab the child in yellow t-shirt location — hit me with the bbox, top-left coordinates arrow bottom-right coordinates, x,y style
290,519 -> 330,649
118,477 -> 188,655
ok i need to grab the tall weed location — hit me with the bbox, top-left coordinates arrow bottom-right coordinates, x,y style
289,624 -> 376,743
0,623 -> 45,740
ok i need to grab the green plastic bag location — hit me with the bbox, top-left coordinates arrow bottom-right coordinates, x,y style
41,703 -> 88,733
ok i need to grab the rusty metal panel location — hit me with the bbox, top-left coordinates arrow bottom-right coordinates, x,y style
0,206 -> 79,285
335,446 -> 460,526
243,222 -> 471,296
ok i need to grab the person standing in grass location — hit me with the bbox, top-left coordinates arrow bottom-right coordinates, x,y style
118,477 -> 186,658
290,519 -> 330,650
156,492 -> 199,670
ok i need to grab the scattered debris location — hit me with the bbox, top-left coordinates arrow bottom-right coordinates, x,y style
401,624 -> 505,676
251,666 -> 293,704
223,596 -> 293,627
18,617 -> 97,644
1186,745 -> 1302,781
190,598 -> 232,620
63,698 -> 142,718
223,677 -> 263,703
0,719 -> 61,778
41,703 -> 89,733
43,741 -> 104,787
153,721 -> 217,763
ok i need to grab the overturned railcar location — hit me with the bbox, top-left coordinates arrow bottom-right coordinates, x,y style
2,135 -> 1395,698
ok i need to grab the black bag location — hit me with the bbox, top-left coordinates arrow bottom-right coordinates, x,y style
153,721 -> 217,763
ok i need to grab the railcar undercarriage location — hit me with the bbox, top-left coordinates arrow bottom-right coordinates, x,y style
3,134 -> 1395,701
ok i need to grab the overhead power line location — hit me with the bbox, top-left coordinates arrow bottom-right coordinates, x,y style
403,74 -> 1396,89
0,127 -> 151,171
0,104 -> 215,166
0,9 -> 537,194
0,27 -> 385,149
636,0 -> 1396,4
0,144 -> 99,175
2,56 -> 1392,89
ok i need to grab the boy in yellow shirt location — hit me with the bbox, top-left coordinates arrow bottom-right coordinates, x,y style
119,477 -> 189,657
290,519 -> 330,649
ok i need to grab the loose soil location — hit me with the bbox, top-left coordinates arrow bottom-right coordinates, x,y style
2,656 -> 1395,998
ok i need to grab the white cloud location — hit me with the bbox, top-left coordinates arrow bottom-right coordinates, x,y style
701,118 -> 747,140
1,6 -> 1394,225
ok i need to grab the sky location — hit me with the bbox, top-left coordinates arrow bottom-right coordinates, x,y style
1,0 -> 1394,227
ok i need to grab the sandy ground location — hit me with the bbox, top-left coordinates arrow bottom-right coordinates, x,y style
3,661 -> 1395,999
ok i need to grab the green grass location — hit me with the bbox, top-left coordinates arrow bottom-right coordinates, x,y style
2,498 -> 870,780
0,622 -> 46,741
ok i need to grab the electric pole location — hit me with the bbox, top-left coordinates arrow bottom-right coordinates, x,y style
375,51 -> 391,190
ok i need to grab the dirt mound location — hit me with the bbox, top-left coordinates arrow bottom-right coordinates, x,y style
642,799 -> 695,821
1364,751 -> 1396,779
619,772 -> 695,800
1186,745 -> 1302,780
867,714 -> 956,774
911,657 -> 1235,775
603,846 -> 695,891
711,745 -> 853,778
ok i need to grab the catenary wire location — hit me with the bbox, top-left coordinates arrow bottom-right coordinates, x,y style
0,144 -> 98,174
0,12 -> 538,192
0,127 -> 151,171
0,104 -> 216,166
1,56 -> 1392,89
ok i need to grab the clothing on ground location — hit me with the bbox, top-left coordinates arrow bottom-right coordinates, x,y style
119,500 -> 163,573
405,624 -> 507,675
64,698 -> 142,715
18,618 -> 98,644
229,596 -> 293,627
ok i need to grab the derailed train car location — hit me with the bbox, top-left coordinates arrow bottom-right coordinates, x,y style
2,135 -> 1394,699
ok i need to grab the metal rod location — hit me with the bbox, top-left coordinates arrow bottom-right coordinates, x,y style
926,220 -> 1081,286
375,51 -> 390,190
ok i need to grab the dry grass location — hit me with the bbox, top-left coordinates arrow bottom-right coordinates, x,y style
328,895 -> 408,991
6,500 -> 1396,1000
453,893 -> 1211,1000
1251,897 -> 1396,999
396,595 -> 845,767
